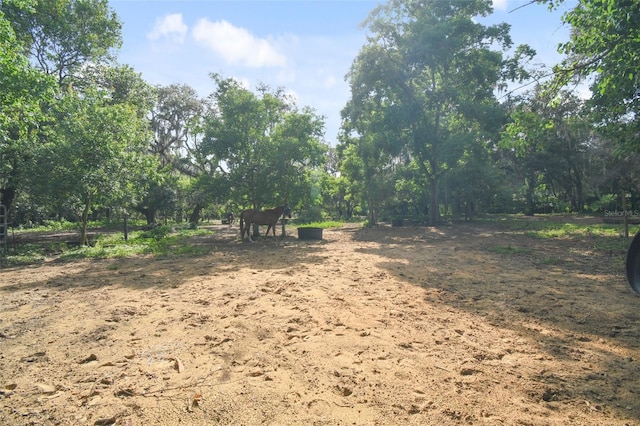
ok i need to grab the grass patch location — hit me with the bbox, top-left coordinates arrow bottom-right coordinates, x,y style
481,214 -> 633,236
15,218 -> 144,233
479,214 -> 633,257
1,223 -> 215,266
523,223 -> 621,239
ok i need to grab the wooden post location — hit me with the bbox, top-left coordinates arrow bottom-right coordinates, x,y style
0,204 -> 7,252
623,192 -> 629,238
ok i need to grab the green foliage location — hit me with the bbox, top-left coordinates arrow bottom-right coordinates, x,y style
1,223 -> 215,266
500,88 -> 592,214
0,2 -> 57,213
139,225 -> 173,241
27,83 -> 152,244
486,215 -> 624,237
2,0 -> 638,233
200,74 -> 328,211
518,219 -> 630,261
4,0 -> 122,86
297,206 -> 324,223
589,194 -> 617,213
343,0 -> 533,225
143,232 -> 212,257
549,0 -> 640,153
524,223 -> 620,239
1,0 -> 151,235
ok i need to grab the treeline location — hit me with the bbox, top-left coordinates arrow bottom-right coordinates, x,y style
1,0 -> 639,244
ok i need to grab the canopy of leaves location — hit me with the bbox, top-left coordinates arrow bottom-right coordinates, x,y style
0,0 -> 56,209
551,0 -> 639,152
150,84 -> 206,175
501,87 -> 592,213
3,0 -> 122,86
28,85 -> 153,241
343,0 -> 532,223
200,74 -> 327,210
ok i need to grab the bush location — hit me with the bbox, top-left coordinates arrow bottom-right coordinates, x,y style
140,225 -> 173,240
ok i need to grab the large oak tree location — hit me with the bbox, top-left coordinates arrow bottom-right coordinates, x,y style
200,74 -> 327,213
342,0 -> 533,224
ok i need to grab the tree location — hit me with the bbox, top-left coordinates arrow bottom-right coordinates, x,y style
447,139 -> 512,219
134,175 -> 177,225
0,0 -> 56,214
200,74 -> 327,212
150,84 -> 206,175
547,0 -> 639,153
1,0 -> 121,222
94,65 -> 160,224
3,0 -> 122,86
336,126 -> 391,226
344,0 -> 534,224
30,86 -> 151,245
330,143 -> 363,220
500,87 -> 591,214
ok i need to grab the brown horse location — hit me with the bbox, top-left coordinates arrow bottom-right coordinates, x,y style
239,205 -> 292,241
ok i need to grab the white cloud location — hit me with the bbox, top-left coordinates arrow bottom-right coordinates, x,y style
492,0 -> 509,11
147,13 -> 188,44
192,19 -> 287,68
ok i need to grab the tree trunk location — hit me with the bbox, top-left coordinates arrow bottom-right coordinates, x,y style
134,206 -> 157,225
0,187 -> 15,218
144,208 -> 157,225
525,175 -> 536,216
280,218 -> 286,239
367,193 -> 376,227
189,203 -> 204,225
465,200 -> 474,221
429,179 -> 440,225
574,165 -> 584,213
81,200 -> 90,246
1,156 -> 19,217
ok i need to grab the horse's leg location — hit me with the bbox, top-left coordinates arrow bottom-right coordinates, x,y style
247,222 -> 253,241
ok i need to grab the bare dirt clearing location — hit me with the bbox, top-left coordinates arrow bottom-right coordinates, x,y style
1,218 -> 640,425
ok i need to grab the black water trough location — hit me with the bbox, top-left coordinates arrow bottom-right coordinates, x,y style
297,227 -> 323,240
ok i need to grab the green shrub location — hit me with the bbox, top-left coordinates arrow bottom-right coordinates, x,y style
140,225 -> 173,240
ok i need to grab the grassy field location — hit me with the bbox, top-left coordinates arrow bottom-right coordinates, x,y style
1,214 -> 635,267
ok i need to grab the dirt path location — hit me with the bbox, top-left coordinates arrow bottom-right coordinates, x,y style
1,221 -> 639,425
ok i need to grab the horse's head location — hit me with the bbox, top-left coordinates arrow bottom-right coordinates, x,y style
283,205 -> 292,218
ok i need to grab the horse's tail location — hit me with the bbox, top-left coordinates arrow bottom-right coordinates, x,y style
239,212 -> 245,238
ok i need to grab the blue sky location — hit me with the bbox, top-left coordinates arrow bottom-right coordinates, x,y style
110,0 -> 577,145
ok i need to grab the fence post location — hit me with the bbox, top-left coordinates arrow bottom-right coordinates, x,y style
623,192 -> 629,238
0,204 -> 7,255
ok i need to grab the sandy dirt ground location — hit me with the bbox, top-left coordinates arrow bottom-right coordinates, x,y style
1,218 -> 640,425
